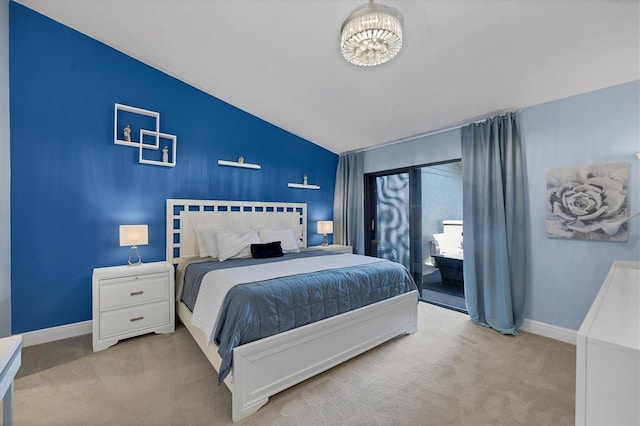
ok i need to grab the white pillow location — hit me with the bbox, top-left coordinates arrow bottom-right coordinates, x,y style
216,229 -> 260,261
194,228 -> 219,258
258,228 -> 300,253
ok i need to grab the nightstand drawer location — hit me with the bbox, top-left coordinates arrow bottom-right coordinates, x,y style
100,301 -> 170,339
99,272 -> 169,311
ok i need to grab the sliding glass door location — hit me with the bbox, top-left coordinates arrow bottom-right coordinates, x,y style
371,172 -> 409,266
365,161 -> 465,312
365,168 -> 422,291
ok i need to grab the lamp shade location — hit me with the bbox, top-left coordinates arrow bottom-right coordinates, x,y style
317,221 -> 334,235
119,225 -> 148,246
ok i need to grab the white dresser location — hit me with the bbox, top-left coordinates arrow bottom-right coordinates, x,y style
576,260 -> 639,426
92,261 -> 175,352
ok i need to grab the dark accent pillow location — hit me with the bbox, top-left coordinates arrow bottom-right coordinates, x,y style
251,241 -> 284,259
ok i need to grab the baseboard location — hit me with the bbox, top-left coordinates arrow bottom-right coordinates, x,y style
18,317 -> 576,347
20,320 -> 92,347
521,318 -> 576,345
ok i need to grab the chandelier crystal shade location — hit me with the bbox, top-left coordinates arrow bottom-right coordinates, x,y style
340,2 -> 403,67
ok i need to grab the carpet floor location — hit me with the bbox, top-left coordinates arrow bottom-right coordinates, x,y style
4,303 -> 576,425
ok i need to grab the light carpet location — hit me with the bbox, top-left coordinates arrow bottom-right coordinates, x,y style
4,302 -> 575,425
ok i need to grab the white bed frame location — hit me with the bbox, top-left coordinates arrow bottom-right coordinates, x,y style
166,199 -> 418,422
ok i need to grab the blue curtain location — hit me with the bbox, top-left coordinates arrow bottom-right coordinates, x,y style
461,112 -> 528,334
333,152 -> 365,253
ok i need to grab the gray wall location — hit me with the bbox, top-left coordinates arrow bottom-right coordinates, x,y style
0,0 -> 11,337
363,80 -> 640,331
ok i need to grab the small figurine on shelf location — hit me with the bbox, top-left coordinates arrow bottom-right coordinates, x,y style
303,174 -> 308,185
238,155 -> 245,164
123,125 -> 131,142
162,146 -> 169,163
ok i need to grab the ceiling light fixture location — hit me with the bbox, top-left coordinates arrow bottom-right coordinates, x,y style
340,0 -> 403,67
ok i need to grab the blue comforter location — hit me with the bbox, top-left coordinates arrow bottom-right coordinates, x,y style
181,251 -> 338,311
213,257 -> 417,383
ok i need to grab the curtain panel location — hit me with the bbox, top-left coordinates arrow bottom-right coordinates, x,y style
333,152 -> 365,254
461,112 -> 528,334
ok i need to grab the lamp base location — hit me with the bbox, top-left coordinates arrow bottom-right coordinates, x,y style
128,246 -> 142,266
322,235 -> 329,246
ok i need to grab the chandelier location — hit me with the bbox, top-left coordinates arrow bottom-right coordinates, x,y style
340,1 -> 404,67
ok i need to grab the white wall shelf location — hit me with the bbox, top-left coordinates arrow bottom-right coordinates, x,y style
140,131 -> 177,167
288,183 -> 320,190
114,103 -> 177,168
218,160 -> 261,170
114,103 -> 159,148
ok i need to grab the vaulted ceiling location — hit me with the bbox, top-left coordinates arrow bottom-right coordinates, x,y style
15,0 -> 640,154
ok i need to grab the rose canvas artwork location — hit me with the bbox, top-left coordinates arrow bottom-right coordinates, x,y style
546,162 -> 629,241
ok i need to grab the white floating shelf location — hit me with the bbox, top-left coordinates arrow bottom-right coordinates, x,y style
114,103 -> 160,149
139,131 -> 177,167
114,103 -> 177,167
288,183 -> 320,190
218,160 -> 261,169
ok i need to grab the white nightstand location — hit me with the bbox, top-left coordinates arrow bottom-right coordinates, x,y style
306,244 -> 353,254
92,261 -> 175,352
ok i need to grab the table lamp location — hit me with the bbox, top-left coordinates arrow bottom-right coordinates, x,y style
317,221 -> 333,246
119,224 -> 148,265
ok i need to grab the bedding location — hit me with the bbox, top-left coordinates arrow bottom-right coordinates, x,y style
179,250 -> 338,312
194,228 -> 220,258
181,251 -> 417,384
216,229 -> 260,261
257,227 -> 300,253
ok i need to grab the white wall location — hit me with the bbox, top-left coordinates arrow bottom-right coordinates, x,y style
0,0 -> 11,337
363,81 -> 640,331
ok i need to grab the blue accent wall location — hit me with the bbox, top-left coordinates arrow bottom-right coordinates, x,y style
9,3 -> 338,334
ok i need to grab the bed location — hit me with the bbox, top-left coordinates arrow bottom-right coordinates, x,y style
166,199 -> 419,422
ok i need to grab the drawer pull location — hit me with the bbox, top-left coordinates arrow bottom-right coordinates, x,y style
130,316 -> 144,322
130,291 -> 144,296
